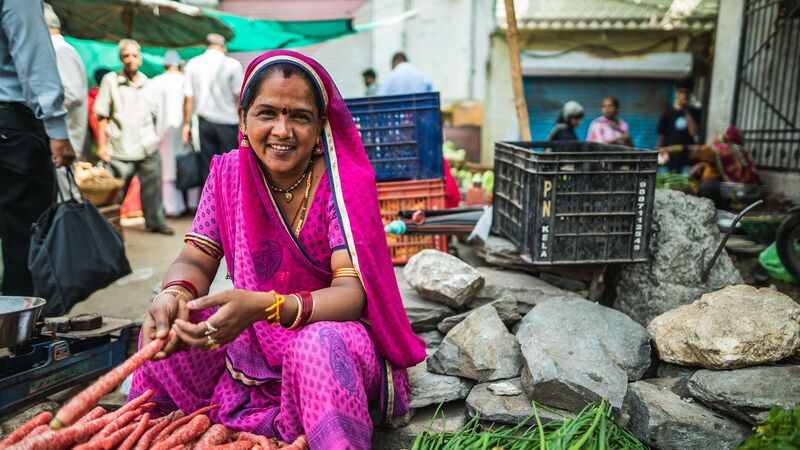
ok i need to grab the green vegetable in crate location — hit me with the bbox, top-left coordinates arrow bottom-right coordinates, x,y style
442,140 -> 466,163
481,170 -> 494,193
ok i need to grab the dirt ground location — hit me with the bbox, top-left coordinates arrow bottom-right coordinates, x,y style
68,216 -> 230,320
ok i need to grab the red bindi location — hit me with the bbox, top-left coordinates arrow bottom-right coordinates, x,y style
281,107 -> 289,115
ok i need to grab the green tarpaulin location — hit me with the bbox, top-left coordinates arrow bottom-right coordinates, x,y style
68,11 -> 354,83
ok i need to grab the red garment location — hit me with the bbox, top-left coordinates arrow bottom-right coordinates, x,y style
87,87 -> 100,142
443,160 -> 461,208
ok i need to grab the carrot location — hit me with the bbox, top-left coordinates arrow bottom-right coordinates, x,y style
150,415 -> 211,450
234,432 -> 274,448
7,412 -> 114,450
116,413 -> 150,450
24,426 -> 49,440
0,412 -> 52,447
193,424 -> 229,449
76,407 -> 107,425
131,417 -> 171,450
207,442 -> 254,450
50,339 -> 164,430
280,435 -> 307,450
98,410 -> 138,438
100,418 -> 142,449
154,406 -> 218,443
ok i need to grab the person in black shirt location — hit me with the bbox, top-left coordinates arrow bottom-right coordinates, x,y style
656,77 -> 702,173
548,101 -> 584,141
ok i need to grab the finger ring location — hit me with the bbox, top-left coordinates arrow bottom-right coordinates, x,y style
203,321 -> 219,336
206,335 -> 220,350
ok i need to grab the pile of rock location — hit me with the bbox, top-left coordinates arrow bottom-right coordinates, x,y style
620,285 -> 800,450
392,249 -> 800,450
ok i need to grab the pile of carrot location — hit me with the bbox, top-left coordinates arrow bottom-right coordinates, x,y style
0,338 -> 308,450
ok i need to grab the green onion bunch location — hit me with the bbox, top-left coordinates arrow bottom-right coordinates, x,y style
411,401 -> 648,450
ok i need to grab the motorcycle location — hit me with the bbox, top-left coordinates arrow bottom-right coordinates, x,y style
776,205 -> 800,282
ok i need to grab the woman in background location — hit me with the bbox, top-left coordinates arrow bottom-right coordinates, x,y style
548,101 -> 584,141
586,96 -> 633,146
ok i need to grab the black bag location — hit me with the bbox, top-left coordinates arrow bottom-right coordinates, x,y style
29,168 -> 132,317
176,145 -> 203,190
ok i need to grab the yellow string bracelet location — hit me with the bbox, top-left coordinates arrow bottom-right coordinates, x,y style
264,290 -> 285,326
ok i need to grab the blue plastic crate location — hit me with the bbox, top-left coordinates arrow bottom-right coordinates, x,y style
345,92 -> 444,181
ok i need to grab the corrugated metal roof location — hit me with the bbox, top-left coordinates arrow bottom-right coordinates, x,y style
498,0 -> 718,30
219,0 -> 367,21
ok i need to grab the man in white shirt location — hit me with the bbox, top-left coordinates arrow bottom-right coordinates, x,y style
376,52 -> 432,96
44,4 -> 86,155
94,39 -> 172,235
44,4 -> 85,199
181,33 -> 243,182
150,50 -> 198,217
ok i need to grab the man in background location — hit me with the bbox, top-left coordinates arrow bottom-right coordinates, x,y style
150,50 -> 196,217
0,0 -> 75,295
377,52 -> 432,96
94,39 -> 173,235
656,77 -> 702,173
362,68 -> 379,96
182,33 -> 243,182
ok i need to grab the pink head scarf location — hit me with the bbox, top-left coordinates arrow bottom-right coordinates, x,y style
220,50 -> 426,370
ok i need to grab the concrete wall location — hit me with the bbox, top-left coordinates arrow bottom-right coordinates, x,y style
482,33 -> 517,164
706,0 -> 745,142
292,0 -> 494,104
759,170 -> 800,204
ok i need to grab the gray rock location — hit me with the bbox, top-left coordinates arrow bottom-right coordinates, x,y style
397,267 -> 456,332
99,391 -> 128,411
408,359 -> 474,409
614,190 -> 744,326
642,377 -> 691,398
417,330 -> 444,348
688,365 -> 800,424
624,381 -> 750,450
466,378 -> 574,425
404,249 -> 485,308
372,402 -> 469,450
429,305 -> 522,382
649,285 -> 800,369
655,363 -> 698,398
438,296 -> 521,334
1,401 -> 59,435
474,235 -> 535,273
517,296 -> 651,413
470,267 -> 570,314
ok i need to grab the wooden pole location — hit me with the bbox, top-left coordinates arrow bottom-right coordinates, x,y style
503,0 -> 531,141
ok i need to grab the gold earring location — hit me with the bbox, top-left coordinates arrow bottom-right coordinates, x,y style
240,128 -> 249,148
314,137 -> 323,155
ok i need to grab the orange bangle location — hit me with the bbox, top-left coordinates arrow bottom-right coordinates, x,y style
264,290 -> 284,325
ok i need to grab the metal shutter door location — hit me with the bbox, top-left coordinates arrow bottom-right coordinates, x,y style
523,77 -> 674,149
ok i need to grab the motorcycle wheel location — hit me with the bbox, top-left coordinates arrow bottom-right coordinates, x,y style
776,212 -> 800,282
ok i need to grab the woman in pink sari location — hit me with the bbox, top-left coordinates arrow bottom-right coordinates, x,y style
129,50 -> 426,449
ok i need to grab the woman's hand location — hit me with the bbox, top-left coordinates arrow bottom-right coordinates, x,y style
172,289 -> 272,350
142,293 -> 190,360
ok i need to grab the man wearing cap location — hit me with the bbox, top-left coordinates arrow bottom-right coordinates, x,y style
94,39 -> 173,235
181,33 -> 243,182
150,50 -> 198,217
656,77 -> 703,173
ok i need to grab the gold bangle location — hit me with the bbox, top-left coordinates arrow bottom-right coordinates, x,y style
286,294 -> 303,330
152,289 -> 189,303
308,293 -> 317,323
332,268 -> 359,279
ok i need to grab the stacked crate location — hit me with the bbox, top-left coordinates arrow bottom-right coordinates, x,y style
346,93 -> 447,264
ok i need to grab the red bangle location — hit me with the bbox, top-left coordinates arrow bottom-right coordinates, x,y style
162,279 -> 198,299
297,290 -> 314,327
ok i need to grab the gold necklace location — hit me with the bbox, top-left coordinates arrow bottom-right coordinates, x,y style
293,170 -> 314,237
268,160 -> 313,203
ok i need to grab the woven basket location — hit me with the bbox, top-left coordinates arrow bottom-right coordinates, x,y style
740,214 -> 787,243
74,162 -> 124,206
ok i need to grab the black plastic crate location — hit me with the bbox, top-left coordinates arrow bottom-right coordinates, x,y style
492,141 -> 658,265
345,92 -> 444,181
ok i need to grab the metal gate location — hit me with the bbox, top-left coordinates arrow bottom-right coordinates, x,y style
733,0 -> 800,171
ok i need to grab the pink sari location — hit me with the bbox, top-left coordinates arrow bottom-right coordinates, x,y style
130,51 -> 426,449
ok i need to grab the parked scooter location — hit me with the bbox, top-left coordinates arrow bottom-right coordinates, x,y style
776,206 -> 800,281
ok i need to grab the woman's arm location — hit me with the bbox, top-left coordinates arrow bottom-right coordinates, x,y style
279,249 -> 366,326
143,244 -> 220,359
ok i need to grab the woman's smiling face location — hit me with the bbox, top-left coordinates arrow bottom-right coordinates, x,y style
240,71 -> 323,179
